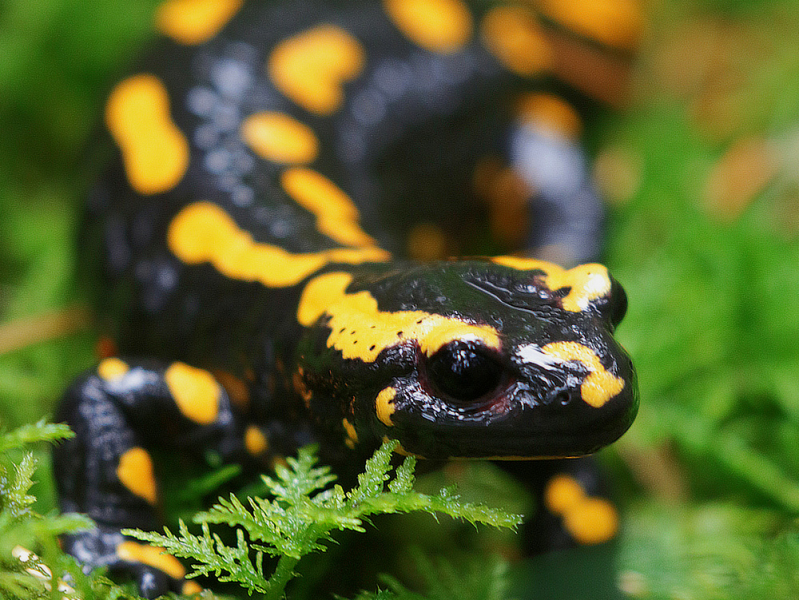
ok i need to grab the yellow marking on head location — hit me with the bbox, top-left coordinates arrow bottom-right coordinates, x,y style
563,497 -> 619,545
375,387 -> 397,426
544,473 -> 585,515
541,342 -> 625,408
241,112 -> 319,164
535,0 -> 644,51
155,0 -> 243,45
117,541 -> 186,579
491,257 -> 612,312
164,362 -> 221,425
342,418 -> 359,447
268,25 -> 365,115
244,425 -> 269,456
383,0 -> 473,53
281,168 -> 376,247
297,272 -> 500,362
182,581 -> 204,595
117,447 -> 158,505
481,6 -> 552,76
98,357 -> 129,381
105,74 -> 189,195
167,201 -> 390,287
517,92 -> 583,140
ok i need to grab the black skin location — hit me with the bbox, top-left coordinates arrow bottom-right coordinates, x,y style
54,0 -> 639,596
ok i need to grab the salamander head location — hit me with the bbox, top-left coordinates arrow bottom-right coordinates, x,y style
295,257 -> 637,459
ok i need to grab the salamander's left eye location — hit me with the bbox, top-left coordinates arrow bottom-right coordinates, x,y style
426,341 -> 504,403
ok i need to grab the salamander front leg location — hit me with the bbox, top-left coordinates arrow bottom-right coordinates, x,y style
54,357 -> 247,598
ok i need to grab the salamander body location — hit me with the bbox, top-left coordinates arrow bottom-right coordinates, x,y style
54,0 -> 640,596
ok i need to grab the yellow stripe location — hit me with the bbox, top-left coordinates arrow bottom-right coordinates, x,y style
281,168 -> 377,247
491,257 -> 612,312
297,272 -> 500,362
97,357 -> 129,381
167,202 -> 390,288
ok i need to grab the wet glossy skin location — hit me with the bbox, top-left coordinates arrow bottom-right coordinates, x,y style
54,0 -> 640,596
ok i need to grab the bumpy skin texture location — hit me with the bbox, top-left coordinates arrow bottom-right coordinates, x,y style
54,0 -> 640,596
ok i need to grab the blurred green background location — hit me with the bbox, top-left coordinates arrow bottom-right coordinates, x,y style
2,0 -> 799,598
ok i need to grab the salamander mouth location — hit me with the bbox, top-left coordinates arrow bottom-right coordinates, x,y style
390,369 -> 638,460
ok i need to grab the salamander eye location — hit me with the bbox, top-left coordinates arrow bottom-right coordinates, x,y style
427,341 -> 504,402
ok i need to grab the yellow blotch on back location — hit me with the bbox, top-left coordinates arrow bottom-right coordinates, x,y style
164,362 -> 221,425
155,0 -> 243,45
282,167 -> 376,247
268,25 -> 365,115
98,357 -> 129,381
167,202 -> 389,287
244,425 -> 269,456
491,257 -> 611,312
105,74 -> 189,195
117,541 -> 186,579
541,341 -> 624,408
535,0 -> 644,51
241,112 -> 319,164
383,0 -> 473,54
297,272 -> 500,362
543,474 -> 618,545
481,6 -> 552,76
117,447 -> 158,505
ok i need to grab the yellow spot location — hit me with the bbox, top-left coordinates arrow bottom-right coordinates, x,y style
268,25 -> 365,115
342,418 -> 359,447
517,92 -> 583,140
481,6 -> 552,76
117,447 -> 158,505
563,497 -> 619,545
98,357 -> 129,381
167,201 -> 390,287
282,168 -> 376,247
155,0 -> 243,45
244,425 -> 269,456
297,272 -> 500,362
164,362 -> 221,425
117,541 -> 186,579
544,474 -> 585,515
535,0 -> 644,51
182,581 -> 204,595
541,341 -> 625,408
241,112 -> 319,164
491,257 -> 612,312
105,74 -> 189,195
383,0 -> 473,53
375,387 -> 397,426
543,474 -> 618,545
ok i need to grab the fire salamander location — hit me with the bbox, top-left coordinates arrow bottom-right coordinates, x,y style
54,0 -> 641,596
